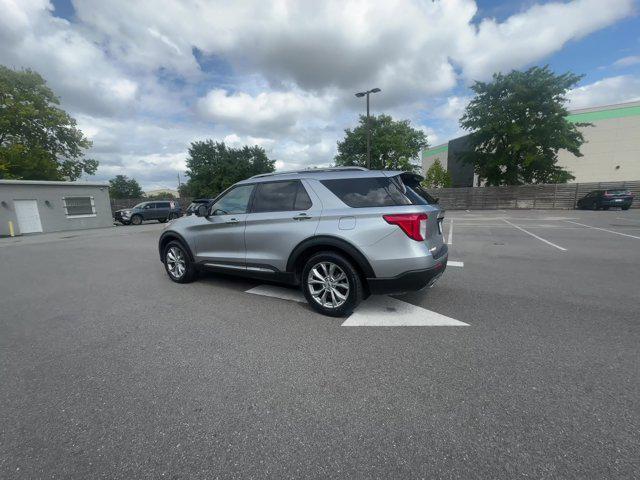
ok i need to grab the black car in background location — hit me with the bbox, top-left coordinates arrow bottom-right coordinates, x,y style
114,201 -> 182,225
185,198 -> 215,216
576,190 -> 634,210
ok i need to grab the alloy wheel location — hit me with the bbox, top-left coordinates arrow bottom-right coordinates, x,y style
307,261 -> 350,309
166,246 -> 186,279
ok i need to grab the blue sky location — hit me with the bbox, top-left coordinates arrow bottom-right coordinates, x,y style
2,0 -> 639,190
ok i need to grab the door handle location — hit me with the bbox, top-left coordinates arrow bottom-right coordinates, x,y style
225,218 -> 239,224
293,214 -> 312,221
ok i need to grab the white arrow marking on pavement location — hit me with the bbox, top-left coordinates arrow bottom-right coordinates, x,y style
341,296 -> 468,327
245,284 -> 468,327
448,261 -> 464,267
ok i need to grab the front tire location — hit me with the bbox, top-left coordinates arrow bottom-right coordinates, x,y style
158,218 -> 168,223
131,215 -> 143,225
163,241 -> 196,283
622,206 -> 630,211
301,252 -> 363,317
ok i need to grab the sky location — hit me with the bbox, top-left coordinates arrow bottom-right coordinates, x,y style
1,0 -> 639,191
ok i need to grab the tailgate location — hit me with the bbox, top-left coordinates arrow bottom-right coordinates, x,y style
399,172 -> 445,252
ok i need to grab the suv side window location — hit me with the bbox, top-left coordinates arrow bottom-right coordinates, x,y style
321,177 -> 412,208
252,181 -> 306,213
294,182 -> 312,210
211,184 -> 254,215
143,203 -> 154,209
157,202 -> 170,208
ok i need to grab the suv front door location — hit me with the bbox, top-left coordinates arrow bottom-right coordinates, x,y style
244,180 -> 322,272
193,184 -> 255,266
141,203 -> 156,220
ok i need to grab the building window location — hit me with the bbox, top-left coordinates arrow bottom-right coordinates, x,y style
63,196 -> 96,217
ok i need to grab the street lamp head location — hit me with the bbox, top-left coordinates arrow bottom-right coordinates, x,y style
370,88 -> 381,93
355,92 -> 366,98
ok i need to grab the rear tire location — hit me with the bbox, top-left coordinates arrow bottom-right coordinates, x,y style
131,215 -> 142,225
163,241 -> 196,283
301,252 -> 363,317
602,206 -> 609,211
158,218 -> 168,223
622,206 -> 630,211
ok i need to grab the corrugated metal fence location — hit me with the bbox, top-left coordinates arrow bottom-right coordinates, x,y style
429,181 -> 639,210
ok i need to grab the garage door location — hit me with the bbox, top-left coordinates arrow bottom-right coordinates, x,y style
14,200 -> 43,234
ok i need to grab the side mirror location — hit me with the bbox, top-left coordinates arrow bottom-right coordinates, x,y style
196,204 -> 208,217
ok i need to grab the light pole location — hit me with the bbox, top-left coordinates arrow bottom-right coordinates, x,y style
355,87 -> 381,169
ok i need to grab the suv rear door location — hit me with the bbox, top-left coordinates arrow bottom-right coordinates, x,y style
244,180 -> 321,272
156,201 -> 171,220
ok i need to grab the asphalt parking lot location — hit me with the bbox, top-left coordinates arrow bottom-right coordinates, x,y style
1,209 -> 639,479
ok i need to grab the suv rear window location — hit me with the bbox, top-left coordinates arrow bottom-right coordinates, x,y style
321,177 -> 412,208
606,190 -> 630,195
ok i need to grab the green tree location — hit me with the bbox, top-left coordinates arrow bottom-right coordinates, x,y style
422,158 -> 452,188
178,182 -> 192,198
460,66 -> 590,186
335,114 -> 428,171
108,175 -> 143,198
184,141 -> 275,197
0,66 -> 97,180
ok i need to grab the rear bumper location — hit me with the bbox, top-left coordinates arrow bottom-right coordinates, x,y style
601,199 -> 633,207
366,255 -> 448,295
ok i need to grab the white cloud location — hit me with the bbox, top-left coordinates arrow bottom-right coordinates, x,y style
454,0 -> 634,81
433,96 -> 473,123
0,0 -> 140,116
197,89 -> 334,135
0,0 -> 635,189
613,55 -> 640,68
567,75 -> 640,109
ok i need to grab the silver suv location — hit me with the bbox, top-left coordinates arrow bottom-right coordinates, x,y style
158,168 -> 448,316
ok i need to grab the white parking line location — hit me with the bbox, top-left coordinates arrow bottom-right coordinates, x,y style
565,220 -> 640,240
448,261 -> 464,267
501,218 -> 567,251
245,285 -> 469,327
447,219 -> 453,245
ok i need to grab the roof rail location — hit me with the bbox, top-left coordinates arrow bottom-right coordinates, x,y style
250,166 -> 368,179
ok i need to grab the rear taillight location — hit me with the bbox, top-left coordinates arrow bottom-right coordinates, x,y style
383,213 -> 428,241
